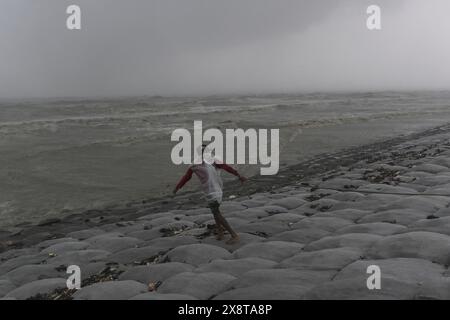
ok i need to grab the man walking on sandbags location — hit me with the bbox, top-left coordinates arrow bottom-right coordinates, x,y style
173,144 -> 247,244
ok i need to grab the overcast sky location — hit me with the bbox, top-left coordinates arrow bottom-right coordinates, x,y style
1,0 -> 449,98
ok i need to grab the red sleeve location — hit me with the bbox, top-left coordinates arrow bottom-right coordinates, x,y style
214,163 -> 240,177
175,168 -> 193,191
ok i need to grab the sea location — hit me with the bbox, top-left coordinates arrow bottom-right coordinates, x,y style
1,91 -> 450,228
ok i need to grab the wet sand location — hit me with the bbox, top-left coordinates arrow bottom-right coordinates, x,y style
1,123 -> 450,299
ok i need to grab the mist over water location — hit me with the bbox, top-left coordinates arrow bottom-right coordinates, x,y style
1,91 -> 450,228
1,0 -> 450,98
1,1 -> 450,227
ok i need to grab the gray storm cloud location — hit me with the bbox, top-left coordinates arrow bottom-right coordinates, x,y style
0,0 -> 449,98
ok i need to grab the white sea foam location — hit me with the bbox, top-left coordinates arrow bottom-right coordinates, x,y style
1,92 -> 450,227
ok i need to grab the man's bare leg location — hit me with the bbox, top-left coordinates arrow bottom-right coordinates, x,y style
215,212 -> 239,244
212,214 -> 225,240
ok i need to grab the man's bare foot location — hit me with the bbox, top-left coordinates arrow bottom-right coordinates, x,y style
226,235 -> 239,245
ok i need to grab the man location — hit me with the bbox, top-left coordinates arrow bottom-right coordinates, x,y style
173,144 -> 247,244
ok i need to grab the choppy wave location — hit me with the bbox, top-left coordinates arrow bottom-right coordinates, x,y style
1,101 -> 448,141
1,92 -> 450,228
277,110 -> 445,129
0,103 -> 284,136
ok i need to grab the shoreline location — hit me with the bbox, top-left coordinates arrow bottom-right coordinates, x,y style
0,123 -> 449,299
3,91 -> 450,230
2,122 -> 450,251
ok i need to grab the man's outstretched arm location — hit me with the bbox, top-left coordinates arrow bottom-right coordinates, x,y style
214,163 -> 247,183
173,168 -> 193,194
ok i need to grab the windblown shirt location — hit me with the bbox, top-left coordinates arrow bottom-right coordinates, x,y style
175,161 -> 240,203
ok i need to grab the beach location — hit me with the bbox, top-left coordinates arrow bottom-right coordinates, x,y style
2,92 -> 450,228
1,122 -> 449,299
